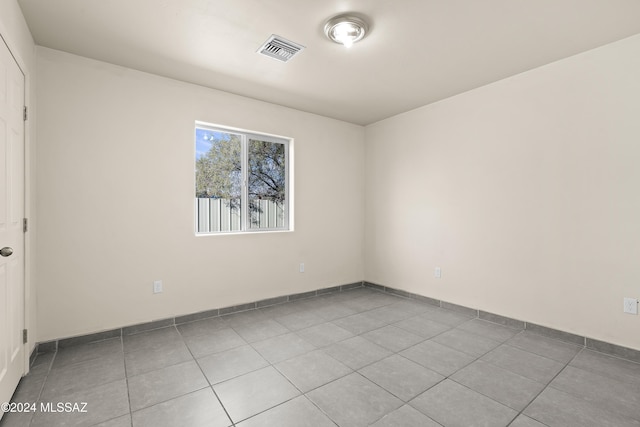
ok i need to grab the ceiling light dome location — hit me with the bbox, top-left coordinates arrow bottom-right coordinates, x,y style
324,14 -> 369,48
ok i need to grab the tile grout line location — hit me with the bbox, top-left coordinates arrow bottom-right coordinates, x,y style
507,345 -> 585,427
27,339 -> 131,427
354,366 -> 446,426
300,394 -> 341,427
396,324 -> 575,426
518,347 -> 640,425
118,335 -> 134,427
237,310 -> 347,425
264,299 -> 473,424
122,326 -> 216,424
410,328 -> 528,423
26,350 -> 58,427
208,300 -> 357,426
300,370 -> 357,426
296,299 -> 487,425
22,352 -> 53,427
208,311 -> 325,426
175,323 -> 237,427
223,293 -> 399,425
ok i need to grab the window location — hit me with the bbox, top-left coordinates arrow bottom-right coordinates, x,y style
195,122 -> 291,234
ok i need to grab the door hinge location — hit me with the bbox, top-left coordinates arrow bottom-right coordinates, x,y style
23,218 -> 28,233
23,329 -> 28,344
23,106 -> 28,121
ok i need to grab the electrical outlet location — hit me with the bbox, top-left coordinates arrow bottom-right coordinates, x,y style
623,297 -> 638,315
434,267 -> 442,279
153,280 -> 163,294
299,263 -> 305,273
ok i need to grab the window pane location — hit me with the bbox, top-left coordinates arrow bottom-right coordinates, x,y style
195,128 -> 242,232
248,138 -> 286,229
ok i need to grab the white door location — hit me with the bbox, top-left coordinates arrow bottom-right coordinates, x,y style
0,35 -> 25,414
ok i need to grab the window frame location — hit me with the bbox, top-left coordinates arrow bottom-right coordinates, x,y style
194,121 -> 292,235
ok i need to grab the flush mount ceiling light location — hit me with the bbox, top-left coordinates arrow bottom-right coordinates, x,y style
324,14 -> 369,48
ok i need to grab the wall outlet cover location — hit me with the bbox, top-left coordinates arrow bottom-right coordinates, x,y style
623,297 -> 638,315
153,280 -> 163,294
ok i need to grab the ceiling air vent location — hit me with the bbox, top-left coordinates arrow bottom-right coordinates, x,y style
257,35 -> 305,62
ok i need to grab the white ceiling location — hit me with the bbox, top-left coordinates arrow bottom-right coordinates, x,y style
18,0 -> 640,125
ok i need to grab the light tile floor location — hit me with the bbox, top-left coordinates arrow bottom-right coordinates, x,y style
2,287 -> 640,426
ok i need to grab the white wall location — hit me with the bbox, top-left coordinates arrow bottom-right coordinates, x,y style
36,47 -> 365,341
365,34 -> 640,350
0,0 -> 37,356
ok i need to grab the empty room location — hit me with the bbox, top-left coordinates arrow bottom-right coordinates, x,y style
1,0 -> 640,426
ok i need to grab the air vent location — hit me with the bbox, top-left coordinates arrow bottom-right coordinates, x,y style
257,35 -> 305,62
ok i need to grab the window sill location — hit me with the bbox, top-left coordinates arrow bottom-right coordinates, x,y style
195,229 -> 293,237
